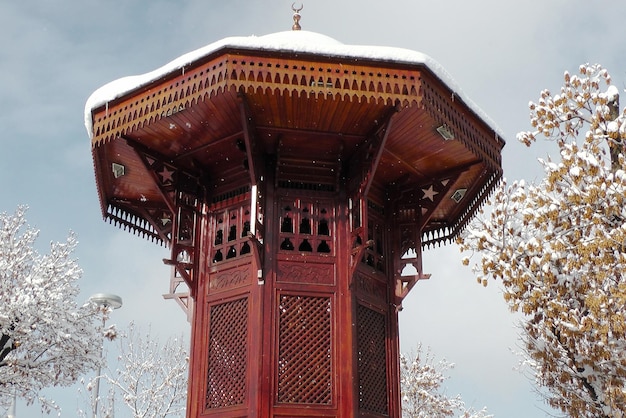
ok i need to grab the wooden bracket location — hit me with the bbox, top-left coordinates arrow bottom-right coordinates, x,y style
348,106 -> 398,199
395,272 -> 431,306
246,231 -> 265,283
350,239 -> 374,278
238,93 -> 264,187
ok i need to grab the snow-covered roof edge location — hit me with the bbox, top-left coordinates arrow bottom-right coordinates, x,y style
84,30 -> 504,140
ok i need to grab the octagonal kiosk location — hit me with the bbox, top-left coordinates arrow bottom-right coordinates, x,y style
86,26 -> 503,418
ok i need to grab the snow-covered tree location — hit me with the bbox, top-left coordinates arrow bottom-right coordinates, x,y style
400,343 -> 492,418
0,206 -> 102,412
458,64 -> 626,417
90,322 -> 189,418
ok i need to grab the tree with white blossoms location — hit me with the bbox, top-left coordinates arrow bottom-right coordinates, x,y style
0,206 -> 102,412
458,64 -> 626,417
400,343 -> 492,418
82,322 -> 189,418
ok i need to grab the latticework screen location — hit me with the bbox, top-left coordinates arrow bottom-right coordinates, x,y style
277,295 -> 333,404
210,203 -> 253,265
206,297 -> 248,409
278,199 -> 334,256
357,304 -> 389,415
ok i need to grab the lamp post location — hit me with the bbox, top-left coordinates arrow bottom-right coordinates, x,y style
89,293 -> 122,418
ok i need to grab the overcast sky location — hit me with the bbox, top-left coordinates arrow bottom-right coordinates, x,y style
2,1 -> 626,417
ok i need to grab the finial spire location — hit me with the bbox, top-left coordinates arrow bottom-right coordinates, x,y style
292,3 -> 303,30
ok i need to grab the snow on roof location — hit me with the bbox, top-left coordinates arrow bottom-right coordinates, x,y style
84,30 -> 503,139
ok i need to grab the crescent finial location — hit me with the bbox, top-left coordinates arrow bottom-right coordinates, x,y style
291,3 -> 303,30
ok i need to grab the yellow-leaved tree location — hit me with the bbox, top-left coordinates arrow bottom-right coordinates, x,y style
459,64 -> 626,417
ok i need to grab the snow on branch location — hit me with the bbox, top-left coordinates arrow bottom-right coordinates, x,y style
459,64 -> 626,417
0,206 -> 102,413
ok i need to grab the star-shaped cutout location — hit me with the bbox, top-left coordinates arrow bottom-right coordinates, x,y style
421,185 -> 438,201
158,166 -> 175,184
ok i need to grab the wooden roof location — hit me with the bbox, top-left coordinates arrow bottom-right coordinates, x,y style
88,36 -> 504,247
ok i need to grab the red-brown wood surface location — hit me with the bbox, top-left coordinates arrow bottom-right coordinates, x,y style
88,41 -> 503,418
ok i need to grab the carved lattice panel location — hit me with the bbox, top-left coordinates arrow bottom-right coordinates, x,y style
357,304 -> 388,415
278,198 -> 334,256
277,295 -> 333,404
210,202 -> 253,266
206,297 -> 248,409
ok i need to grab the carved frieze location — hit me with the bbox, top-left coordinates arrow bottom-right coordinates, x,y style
355,270 -> 387,305
209,264 -> 251,293
277,261 -> 335,286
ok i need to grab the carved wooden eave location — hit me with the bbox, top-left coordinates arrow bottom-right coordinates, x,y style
87,32 -> 504,313
89,48 -> 502,235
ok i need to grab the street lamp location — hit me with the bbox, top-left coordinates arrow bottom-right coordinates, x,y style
90,293 -> 123,310
89,293 -> 122,418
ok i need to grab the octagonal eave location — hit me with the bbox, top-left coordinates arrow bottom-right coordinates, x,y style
85,30 -> 504,143
86,30 -> 506,247
89,68 -> 503,241
87,51 -> 505,163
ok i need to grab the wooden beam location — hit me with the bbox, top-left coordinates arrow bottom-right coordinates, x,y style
364,109 -> 396,198
173,130 -> 244,162
416,174 -> 460,230
348,106 -> 398,198
394,226 -> 430,305
395,273 -> 431,304
350,238 -> 374,278
131,205 -> 173,245
123,136 -> 178,214
255,126 -> 364,141
162,258 -> 194,285
238,93 -> 263,186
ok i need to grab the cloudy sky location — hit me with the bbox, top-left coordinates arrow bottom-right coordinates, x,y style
2,1 -> 626,416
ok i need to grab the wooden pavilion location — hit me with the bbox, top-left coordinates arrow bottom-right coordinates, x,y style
86,14 -> 503,418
